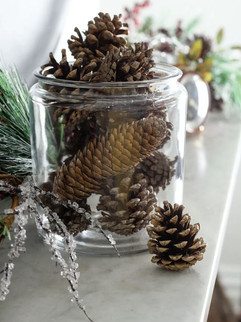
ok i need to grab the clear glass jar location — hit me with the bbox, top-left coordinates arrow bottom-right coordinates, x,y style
30,63 -> 187,255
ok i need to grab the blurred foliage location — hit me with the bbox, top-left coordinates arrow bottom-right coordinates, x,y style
123,1 -> 241,112
176,39 -> 213,83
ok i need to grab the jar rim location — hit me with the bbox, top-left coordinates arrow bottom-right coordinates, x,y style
34,63 -> 182,89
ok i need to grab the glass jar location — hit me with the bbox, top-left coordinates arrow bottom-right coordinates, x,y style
30,63 -> 187,255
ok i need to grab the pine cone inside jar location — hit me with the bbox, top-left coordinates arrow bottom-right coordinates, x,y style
41,49 -> 71,80
40,174 -> 91,235
134,151 -> 178,193
64,120 -> 98,155
68,13 -> 128,59
53,116 -> 169,201
97,172 -> 157,235
147,201 -> 206,271
41,13 -> 155,84
57,206 -> 91,236
40,12 -> 156,128
42,42 -> 154,84
116,43 -> 154,81
53,106 -> 92,127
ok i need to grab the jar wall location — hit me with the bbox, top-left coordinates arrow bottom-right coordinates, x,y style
30,65 -> 187,255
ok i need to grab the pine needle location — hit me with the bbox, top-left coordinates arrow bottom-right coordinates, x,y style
0,64 -> 31,177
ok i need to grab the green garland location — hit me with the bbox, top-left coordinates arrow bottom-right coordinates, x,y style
211,53 -> 241,108
0,65 -> 31,177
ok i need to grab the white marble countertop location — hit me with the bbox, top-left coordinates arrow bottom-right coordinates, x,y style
1,112 -> 241,322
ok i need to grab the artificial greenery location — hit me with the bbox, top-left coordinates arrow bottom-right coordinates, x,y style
123,1 -> 241,112
0,65 -> 31,177
0,215 -> 10,240
176,38 -> 213,83
211,52 -> 241,109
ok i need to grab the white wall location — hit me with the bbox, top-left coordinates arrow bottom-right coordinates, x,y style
1,0 -> 240,85
54,0 -> 100,59
100,0 -> 241,46
0,0 -> 100,85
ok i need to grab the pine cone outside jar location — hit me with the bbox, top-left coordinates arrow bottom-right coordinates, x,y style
147,201 -> 206,271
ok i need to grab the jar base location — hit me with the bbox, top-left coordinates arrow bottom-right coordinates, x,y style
37,226 -> 149,256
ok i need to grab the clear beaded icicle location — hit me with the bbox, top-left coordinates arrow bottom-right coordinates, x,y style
0,177 -> 95,322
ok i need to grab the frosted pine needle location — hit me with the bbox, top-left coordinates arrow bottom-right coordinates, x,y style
0,64 -> 31,177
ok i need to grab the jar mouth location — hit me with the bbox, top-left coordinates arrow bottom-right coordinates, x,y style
34,63 -> 182,89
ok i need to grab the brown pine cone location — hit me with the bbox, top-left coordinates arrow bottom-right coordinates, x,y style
53,116 -> 169,201
41,48 -> 102,83
97,172 -> 157,235
147,201 -> 206,271
57,208 -> 91,236
68,13 -> 128,59
63,118 -> 99,156
53,107 -> 92,127
46,203 -> 91,236
41,14 -> 154,84
41,49 -> 74,80
116,43 -> 154,81
134,152 -> 178,193
40,176 -> 91,235
89,47 -> 120,82
42,41 -> 154,84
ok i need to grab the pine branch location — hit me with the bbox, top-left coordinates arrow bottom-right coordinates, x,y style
0,64 -> 31,177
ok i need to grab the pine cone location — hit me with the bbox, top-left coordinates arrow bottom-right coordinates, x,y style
53,106 -> 92,127
41,13 -> 154,84
40,176 -> 91,235
53,116 -> 169,201
97,172 -> 157,235
46,202 -> 91,236
41,48 -> 102,83
134,152 -> 177,193
147,201 -> 206,271
89,47 -> 120,82
42,42 -> 154,84
41,49 -> 73,80
116,43 -> 154,81
57,208 -> 91,236
64,121 -> 97,155
68,13 -> 128,59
